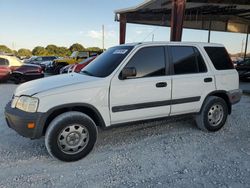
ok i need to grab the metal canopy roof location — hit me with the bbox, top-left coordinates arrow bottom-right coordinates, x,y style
115,0 -> 250,33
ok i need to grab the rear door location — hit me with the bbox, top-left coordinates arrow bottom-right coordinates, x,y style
168,45 -> 216,115
110,46 -> 172,124
204,46 -> 239,91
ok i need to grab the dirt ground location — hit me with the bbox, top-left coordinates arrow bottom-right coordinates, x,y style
0,83 -> 249,188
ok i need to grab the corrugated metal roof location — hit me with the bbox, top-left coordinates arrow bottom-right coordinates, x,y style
115,0 -> 250,33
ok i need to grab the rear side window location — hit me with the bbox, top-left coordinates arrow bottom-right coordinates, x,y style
170,46 -> 207,75
0,58 -> 9,65
204,47 -> 234,70
124,46 -> 166,78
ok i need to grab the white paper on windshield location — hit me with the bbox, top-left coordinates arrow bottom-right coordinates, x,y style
113,49 -> 128,54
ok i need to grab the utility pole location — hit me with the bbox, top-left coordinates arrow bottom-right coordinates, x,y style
102,25 -> 105,52
152,34 -> 155,42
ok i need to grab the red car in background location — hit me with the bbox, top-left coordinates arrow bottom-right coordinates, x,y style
0,55 -> 44,84
60,56 -> 97,74
0,55 -> 23,82
0,66 -> 11,82
10,64 -> 44,84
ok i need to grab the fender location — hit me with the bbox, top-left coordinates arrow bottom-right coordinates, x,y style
42,103 -> 106,135
201,90 -> 232,114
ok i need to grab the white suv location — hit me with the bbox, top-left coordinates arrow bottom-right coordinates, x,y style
5,42 -> 242,161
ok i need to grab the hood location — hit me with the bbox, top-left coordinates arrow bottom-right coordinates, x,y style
15,73 -> 98,96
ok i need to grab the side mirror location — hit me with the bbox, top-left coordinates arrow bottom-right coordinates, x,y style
120,67 -> 137,80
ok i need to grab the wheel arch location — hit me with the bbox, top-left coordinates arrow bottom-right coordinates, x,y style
42,103 -> 106,135
202,90 -> 232,114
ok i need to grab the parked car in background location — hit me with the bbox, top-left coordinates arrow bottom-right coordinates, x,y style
60,56 -> 97,74
28,56 -> 58,65
0,65 -> 11,82
26,56 -> 58,70
23,56 -> 37,64
10,64 -> 44,84
0,55 -> 24,82
52,51 -> 101,74
0,55 -> 23,70
236,58 -> 250,80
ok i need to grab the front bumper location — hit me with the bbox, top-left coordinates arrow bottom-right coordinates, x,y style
5,102 -> 46,139
227,89 -> 242,105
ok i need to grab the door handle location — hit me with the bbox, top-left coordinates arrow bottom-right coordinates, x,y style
156,82 -> 167,88
204,77 -> 213,83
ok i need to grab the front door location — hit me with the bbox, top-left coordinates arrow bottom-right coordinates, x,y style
110,46 -> 172,124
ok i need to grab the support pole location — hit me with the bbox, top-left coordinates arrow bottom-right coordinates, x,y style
119,14 -> 127,44
208,20 -> 212,43
170,0 -> 186,41
244,26 -> 249,61
102,25 -> 105,52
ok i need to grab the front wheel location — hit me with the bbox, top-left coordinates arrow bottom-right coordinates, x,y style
195,96 -> 228,132
45,112 -> 98,162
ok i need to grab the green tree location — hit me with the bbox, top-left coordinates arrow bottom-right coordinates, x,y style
18,48 -> 32,57
13,50 -> 18,56
86,47 -> 103,52
0,45 -> 12,53
32,46 -> 48,56
45,45 -> 58,55
57,47 -> 71,57
69,43 -> 85,52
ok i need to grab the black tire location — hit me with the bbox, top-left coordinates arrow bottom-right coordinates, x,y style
54,65 -> 65,74
195,96 -> 228,132
12,74 -> 25,84
45,111 -> 98,162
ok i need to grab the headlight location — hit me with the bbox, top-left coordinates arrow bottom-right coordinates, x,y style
12,96 -> 39,113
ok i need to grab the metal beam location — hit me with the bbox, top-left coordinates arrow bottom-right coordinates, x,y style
244,26 -> 249,60
119,14 -> 127,44
208,20 -> 212,42
170,0 -> 186,41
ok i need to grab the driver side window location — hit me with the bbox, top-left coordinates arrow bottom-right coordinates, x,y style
123,46 -> 166,79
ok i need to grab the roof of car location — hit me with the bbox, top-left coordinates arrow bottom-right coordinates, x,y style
120,41 -> 224,48
0,55 -> 20,60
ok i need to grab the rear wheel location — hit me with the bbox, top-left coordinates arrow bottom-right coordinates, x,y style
45,111 -> 97,162
54,64 -> 67,74
195,96 -> 228,132
12,74 -> 25,84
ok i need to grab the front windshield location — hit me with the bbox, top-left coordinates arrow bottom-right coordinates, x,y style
81,45 -> 134,77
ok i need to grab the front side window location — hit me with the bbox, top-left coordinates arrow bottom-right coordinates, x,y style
123,46 -> 166,78
0,57 -> 9,65
170,46 -> 207,75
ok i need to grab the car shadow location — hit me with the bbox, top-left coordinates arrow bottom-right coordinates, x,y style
2,115 -> 199,162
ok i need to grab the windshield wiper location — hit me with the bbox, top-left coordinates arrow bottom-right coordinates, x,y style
81,70 -> 94,76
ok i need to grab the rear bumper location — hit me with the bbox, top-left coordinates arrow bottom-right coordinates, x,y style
227,89 -> 242,105
5,102 -> 46,139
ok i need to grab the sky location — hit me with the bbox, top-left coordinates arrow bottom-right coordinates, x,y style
0,0 -> 249,54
